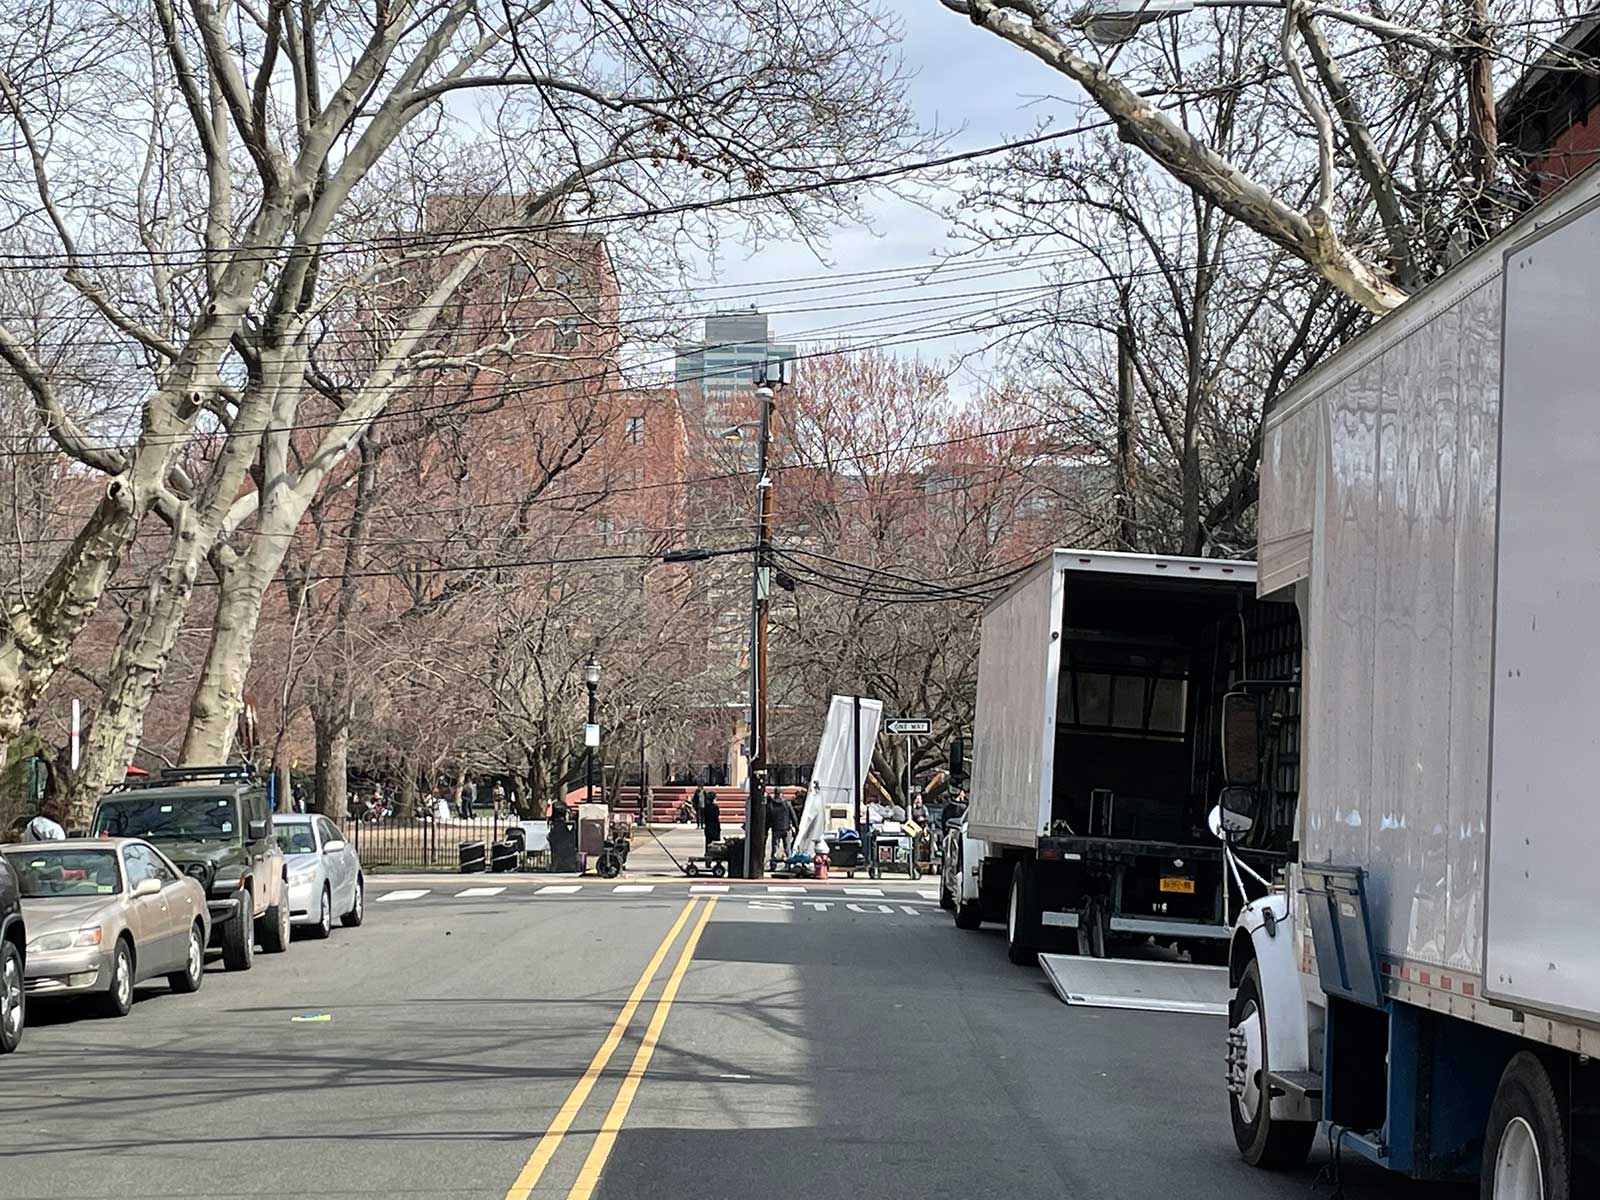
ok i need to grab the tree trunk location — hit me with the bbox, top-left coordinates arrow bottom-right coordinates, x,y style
396,752 -> 418,820
0,489 -> 141,767
182,545 -> 277,763
60,546 -> 206,826
312,702 -> 349,819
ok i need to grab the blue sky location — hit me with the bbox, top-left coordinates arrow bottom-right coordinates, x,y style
683,0 -> 1081,396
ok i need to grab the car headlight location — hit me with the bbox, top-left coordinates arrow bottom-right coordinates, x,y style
289,868 -> 318,887
27,927 -> 102,953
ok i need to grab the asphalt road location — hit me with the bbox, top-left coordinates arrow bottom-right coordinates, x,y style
0,877 -> 1467,1200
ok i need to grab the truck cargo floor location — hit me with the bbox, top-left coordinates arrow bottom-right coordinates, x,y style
1038,955 -> 1229,1016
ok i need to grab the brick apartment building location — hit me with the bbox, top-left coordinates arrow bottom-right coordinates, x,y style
1501,12 -> 1600,201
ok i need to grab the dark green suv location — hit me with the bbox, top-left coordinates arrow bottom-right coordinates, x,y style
91,766 -> 289,970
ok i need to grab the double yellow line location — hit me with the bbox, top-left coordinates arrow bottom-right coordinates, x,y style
504,896 -> 717,1200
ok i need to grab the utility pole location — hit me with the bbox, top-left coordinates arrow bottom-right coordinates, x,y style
1116,323 -> 1138,551
744,384 -> 775,878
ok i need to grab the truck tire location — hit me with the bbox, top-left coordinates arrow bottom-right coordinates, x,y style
222,903 -> 255,972
1006,860 -> 1040,965
1229,960 -> 1314,1168
1482,1052 -> 1569,1200
258,888 -> 290,954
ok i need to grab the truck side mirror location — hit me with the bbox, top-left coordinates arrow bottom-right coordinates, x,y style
1220,692 -> 1261,788
948,736 -> 966,787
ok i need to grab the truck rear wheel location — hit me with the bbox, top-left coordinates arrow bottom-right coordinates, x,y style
1229,960 -> 1314,1169
1482,1052 -> 1569,1200
1005,861 -> 1040,965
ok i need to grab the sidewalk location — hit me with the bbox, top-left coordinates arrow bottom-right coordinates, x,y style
625,821 -> 738,875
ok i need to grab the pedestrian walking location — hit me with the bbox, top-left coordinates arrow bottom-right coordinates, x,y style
459,776 -> 477,820
691,784 -> 706,828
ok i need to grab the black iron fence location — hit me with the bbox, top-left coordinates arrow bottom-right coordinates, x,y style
340,808 -> 531,872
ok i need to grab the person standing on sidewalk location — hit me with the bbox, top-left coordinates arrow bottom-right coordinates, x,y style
702,791 -> 722,853
766,791 -> 795,868
459,776 -> 477,820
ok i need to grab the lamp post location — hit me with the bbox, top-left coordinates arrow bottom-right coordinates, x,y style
583,653 -> 601,806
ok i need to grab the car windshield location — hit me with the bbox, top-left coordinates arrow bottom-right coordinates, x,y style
93,795 -> 238,842
3,848 -> 121,897
275,824 -> 315,854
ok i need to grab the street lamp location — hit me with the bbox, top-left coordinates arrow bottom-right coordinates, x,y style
583,653 -> 601,807
1078,0 -> 1194,42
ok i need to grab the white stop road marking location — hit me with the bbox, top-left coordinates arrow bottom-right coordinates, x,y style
536,884 -> 582,895
455,887 -> 506,898
378,889 -> 430,902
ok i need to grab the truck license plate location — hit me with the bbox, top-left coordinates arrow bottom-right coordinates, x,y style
1159,876 -> 1195,894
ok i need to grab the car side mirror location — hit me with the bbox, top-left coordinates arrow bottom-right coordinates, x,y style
133,877 -> 162,897
1220,692 -> 1262,788
248,819 -> 268,841
322,839 -> 346,854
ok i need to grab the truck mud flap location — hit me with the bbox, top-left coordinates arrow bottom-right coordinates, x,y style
1038,955 -> 1229,1016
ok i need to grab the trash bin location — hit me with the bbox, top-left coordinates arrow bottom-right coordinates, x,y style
458,840 -> 486,873
548,814 -> 579,873
722,837 -> 746,878
490,840 -> 519,872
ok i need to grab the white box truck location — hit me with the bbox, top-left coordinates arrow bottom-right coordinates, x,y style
942,550 -> 1302,964
1213,168 -> 1600,1194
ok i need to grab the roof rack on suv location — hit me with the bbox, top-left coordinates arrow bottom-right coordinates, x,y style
147,764 -> 258,787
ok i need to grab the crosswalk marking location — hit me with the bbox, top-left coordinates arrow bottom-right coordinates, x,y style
689,884 -> 729,894
455,886 -> 506,898
378,889 -> 430,902
612,884 -> 654,894
917,888 -> 940,900
536,884 -> 583,895
766,884 -> 801,893
843,887 -> 884,897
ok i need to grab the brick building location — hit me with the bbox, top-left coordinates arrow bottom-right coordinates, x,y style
1501,12 -> 1600,201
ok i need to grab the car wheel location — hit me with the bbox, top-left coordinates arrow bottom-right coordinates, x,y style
259,890 -> 290,954
310,886 -> 332,940
341,876 -> 365,928
1230,960 -> 1315,1168
0,940 -> 24,1054
100,939 -> 134,1018
168,922 -> 205,994
222,903 -> 255,972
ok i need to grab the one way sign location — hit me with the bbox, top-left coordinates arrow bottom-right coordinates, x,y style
884,717 -> 932,736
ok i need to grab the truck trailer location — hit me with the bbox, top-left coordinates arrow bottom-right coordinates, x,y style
1216,161 -> 1600,1196
944,550 -> 1300,964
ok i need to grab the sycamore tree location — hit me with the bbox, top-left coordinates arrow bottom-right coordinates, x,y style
769,349 -> 1072,801
0,0 -> 913,821
940,0 -> 1568,314
959,124 -> 1359,555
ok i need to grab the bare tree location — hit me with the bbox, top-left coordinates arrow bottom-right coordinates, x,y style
0,0 -> 914,817
960,127 -> 1358,555
939,0 -> 1571,313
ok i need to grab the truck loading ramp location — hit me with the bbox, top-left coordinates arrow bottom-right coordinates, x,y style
1038,955 -> 1229,1016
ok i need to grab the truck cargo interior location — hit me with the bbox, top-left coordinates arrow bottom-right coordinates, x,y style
1051,577 -> 1299,854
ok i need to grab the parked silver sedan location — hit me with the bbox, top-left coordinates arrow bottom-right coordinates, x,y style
275,814 -> 364,937
0,838 -> 210,1017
